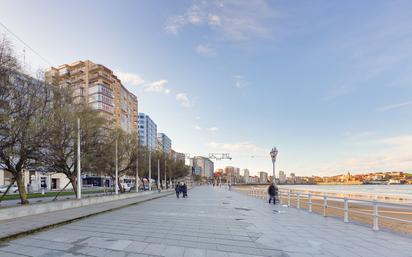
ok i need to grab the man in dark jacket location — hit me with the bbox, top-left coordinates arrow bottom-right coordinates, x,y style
268,183 -> 277,204
175,184 -> 180,198
182,183 -> 188,198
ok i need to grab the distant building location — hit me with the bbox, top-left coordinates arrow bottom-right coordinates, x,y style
259,171 -> 268,183
138,113 -> 157,150
171,150 -> 185,162
192,156 -> 214,178
157,133 -> 172,153
243,169 -> 250,183
279,170 -> 287,184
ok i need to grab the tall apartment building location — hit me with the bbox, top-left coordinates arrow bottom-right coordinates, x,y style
279,170 -> 287,184
242,169 -> 250,183
157,133 -> 172,154
259,171 -> 268,183
45,60 -> 138,133
138,113 -> 157,150
192,156 -> 214,178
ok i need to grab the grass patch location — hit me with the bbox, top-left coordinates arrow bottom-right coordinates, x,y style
1,189 -> 114,201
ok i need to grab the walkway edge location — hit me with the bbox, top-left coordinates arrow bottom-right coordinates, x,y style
0,191 -> 174,243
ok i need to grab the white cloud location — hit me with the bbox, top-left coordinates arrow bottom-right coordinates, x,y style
145,80 -> 171,94
377,101 -> 412,112
176,92 -> 192,107
115,71 -> 144,86
195,44 -> 217,57
193,125 -> 202,130
207,127 -> 219,132
318,134 -> 412,173
205,141 -> 266,155
233,75 -> 248,89
165,0 -> 274,41
208,14 -> 221,26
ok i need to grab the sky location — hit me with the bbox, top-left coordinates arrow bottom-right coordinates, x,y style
2,0 -> 412,176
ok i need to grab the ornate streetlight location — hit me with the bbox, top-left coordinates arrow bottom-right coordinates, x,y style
270,147 -> 278,185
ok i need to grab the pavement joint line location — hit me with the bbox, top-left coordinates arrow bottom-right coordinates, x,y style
0,191 -> 174,244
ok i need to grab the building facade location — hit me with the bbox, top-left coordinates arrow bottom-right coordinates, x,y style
242,169 -> 250,183
138,113 -> 157,150
279,170 -> 287,184
259,171 -> 268,183
192,156 -> 214,178
157,133 -> 172,154
46,60 -> 138,133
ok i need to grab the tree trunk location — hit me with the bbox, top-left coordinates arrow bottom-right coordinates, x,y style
53,181 -> 71,201
68,175 -> 78,198
15,172 -> 29,205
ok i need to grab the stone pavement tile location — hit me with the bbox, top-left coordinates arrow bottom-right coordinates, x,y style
0,244 -> 52,256
260,248 -> 286,257
227,253 -> 264,257
142,243 -> 167,255
108,240 -> 134,251
183,247 -> 206,257
206,249 -> 230,257
235,246 -> 265,256
0,250 -> 31,257
144,237 -> 164,244
11,237 -> 74,251
126,253 -> 154,257
125,241 -> 150,253
74,246 -> 127,257
161,245 -> 185,257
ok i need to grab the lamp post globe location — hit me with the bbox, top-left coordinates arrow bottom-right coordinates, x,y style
270,147 -> 278,185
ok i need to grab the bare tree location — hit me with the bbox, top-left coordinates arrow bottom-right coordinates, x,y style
0,36 -> 53,204
40,88 -> 109,198
87,128 -> 138,193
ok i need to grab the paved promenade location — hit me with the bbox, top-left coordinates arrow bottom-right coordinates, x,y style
0,187 -> 411,257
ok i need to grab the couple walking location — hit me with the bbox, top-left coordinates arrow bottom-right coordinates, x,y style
268,182 -> 279,204
175,182 -> 188,198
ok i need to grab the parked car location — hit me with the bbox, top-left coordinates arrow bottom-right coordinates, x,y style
0,185 -> 19,193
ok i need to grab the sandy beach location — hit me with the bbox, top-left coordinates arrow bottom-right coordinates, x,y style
234,186 -> 412,235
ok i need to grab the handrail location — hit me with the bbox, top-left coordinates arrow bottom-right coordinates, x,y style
248,187 -> 412,231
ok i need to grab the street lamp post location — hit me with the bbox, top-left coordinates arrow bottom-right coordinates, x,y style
115,139 -> 118,195
270,147 -> 278,185
148,150 -> 152,191
164,158 -> 167,189
77,118 -> 81,199
157,159 -> 160,191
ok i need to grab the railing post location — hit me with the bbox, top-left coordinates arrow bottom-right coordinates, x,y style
297,193 -> 300,209
308,194 -> 312,213
344,197 -> 349,223
279,190 -> 283,205
323,195 -> 328,217
287,190 -> 291,207
373,200 -> 379,231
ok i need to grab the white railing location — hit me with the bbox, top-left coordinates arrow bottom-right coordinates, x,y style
248,187 -> 412,231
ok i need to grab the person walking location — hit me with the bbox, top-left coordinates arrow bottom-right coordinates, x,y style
268,182 -> 277,204
182,183 -> 188,198
175,183 -> 180,198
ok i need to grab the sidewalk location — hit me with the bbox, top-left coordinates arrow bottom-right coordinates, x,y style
0,190 -> 173,241
0,186 -> 411,256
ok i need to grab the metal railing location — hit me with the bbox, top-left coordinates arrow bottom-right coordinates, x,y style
248,187 -> 412,231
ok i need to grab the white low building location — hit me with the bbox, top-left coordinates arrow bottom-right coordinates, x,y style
0,169 -> 72,192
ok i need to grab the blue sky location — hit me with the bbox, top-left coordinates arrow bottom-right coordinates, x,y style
2,0 -> 412,176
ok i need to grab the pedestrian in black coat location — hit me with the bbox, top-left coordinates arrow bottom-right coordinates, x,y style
175,184 -> 180,198
268,183 -> 277,204
182,183 -> 188,198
